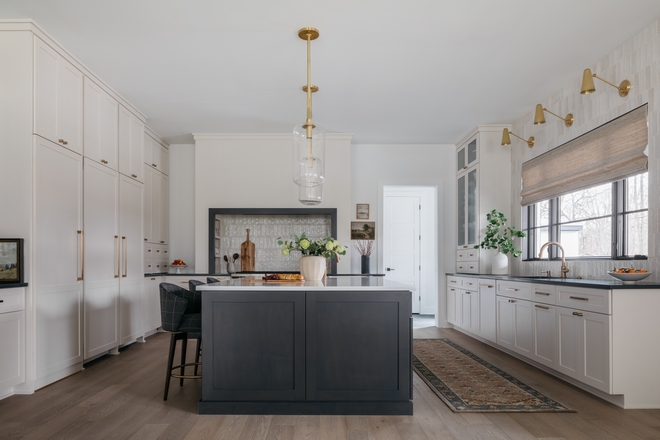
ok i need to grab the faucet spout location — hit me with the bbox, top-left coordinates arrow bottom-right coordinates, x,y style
539,241 -> 569,278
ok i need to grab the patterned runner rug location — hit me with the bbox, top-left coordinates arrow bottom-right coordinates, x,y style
413,339 -> 574,412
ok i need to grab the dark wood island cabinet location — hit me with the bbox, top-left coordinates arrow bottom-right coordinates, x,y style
198,277 -> 413,415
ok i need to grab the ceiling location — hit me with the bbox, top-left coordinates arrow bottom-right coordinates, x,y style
1,1 -> 660,145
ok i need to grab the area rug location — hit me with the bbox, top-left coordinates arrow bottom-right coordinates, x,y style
413,339 -> 574,412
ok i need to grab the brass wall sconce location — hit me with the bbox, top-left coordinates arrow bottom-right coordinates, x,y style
501,128 -> 534,148
580,68 -> 631,97
534,104 -> 574,127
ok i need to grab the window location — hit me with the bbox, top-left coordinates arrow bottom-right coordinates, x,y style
522,172 -> 648,260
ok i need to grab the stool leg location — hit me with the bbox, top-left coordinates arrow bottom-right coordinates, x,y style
164,333 -> 177,401
180,333 -> 188,386
194,337 -> 202,376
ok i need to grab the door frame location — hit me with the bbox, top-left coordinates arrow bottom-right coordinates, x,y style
379,183 -> 439,319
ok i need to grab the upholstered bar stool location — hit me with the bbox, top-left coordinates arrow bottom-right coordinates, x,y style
159,282 -> 202,400
188,280 -> 206,377
206,277 -> 222,283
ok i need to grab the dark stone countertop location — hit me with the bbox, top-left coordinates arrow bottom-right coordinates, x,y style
446,273 -> 659,290
0,282 -> 28,289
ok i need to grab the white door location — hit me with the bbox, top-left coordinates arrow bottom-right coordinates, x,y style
34,137 -> 84,380
532,303 -> 556,368
496,296 -> 515,350
83,77 -> 118,170
119,175 -> 145,344
83,159 -> 120,359
513,299 -> 533,357
118,105 -> 145,182
384,195 -> 421,313
478,282 -> 496,343
143,165 -> 153,243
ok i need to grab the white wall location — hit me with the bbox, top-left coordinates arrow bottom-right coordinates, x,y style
168,144 -> 196,267
509,18 -> 660,279
351,144 -> 456,325
193,133 -> 353,273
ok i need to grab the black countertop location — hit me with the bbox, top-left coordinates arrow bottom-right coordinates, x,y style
0,282 -> 28,289
145,272 -> 386,278
446,273 -> 660,290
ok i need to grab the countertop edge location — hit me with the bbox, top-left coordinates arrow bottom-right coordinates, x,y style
446,273 -> 660,289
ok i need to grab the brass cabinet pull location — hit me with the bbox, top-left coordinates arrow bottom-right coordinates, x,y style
463,166 -> 468,169
131,174 -> 137,178
0,299 -> 4,303
144,238 -> 148,241
569,296 -> 589,301
101,159 -> 108,164
147,264 -> 152,268
450,288 -> 455,291
469,253 -> 474,257
58,139 -> 68,145
115,235 -> 120,278
463,245 -> 468,248
156,249 -> 160,253
465,292 -> 471,295
148,249 -> 151,253
160,240 -> 165,244
535,291 -> 551,296
77,230 -> 84,281
180,281 -> 188,284
450,280 -> 457,283
469,265 -> 475,269
506,287 -> 518,291
122,236 -> 128,277
152,163 -> 157,168
535,304 -> 549,310
164,250 -> 168,253
508,299 -> 515,303
572,311 -> 584,316
150,278 -> 156,281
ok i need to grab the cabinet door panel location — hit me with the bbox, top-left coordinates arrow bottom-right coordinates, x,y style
0,311 -> 25,391
143,165 -> 153,243
160,174 -> 169,244
461,291 -> 471,329
478,283 -> 496,343
152,170 -> 161,243
466,167 -> 478,246
58,57 -> 83,154
513,300 -> 532,356
496,296 -> 515,350
34,38 -> 58,143
582,312 -> 611,392
556,307 -> 580,379
119,106 -> 145,181
532,304 -> 556,368
84,77 -> 118,169
457,175 -> 465,247
447,287 -> 457,324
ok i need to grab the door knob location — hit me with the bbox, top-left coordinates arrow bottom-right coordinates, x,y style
386,268 -> 395,271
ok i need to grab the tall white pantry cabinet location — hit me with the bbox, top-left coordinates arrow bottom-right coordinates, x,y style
0,21 -> 164,396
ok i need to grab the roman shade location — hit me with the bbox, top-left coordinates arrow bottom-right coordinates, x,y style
520,105 -> 648,206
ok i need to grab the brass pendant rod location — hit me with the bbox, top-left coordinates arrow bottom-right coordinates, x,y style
510,131 -> 535,148
305,33 -> 313,166
543,108 -> 564,121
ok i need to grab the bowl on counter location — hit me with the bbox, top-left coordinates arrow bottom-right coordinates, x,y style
170,264 -> 187,274
607,271 -> 651,283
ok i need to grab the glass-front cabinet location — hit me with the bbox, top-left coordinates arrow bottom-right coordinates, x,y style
457,138 -> 478,172
456,166 -> 479,249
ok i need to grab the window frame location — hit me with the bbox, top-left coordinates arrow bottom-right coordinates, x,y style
522,174 -> 648,262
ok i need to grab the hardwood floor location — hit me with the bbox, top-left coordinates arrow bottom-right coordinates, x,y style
1,327 -> 659,440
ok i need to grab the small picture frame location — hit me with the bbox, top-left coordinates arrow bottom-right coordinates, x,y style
351,222 -> 376,240
356,204 -> 370,220
0,238 -> 24,284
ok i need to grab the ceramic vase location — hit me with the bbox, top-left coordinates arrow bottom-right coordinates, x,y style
361,255 -> 370,274
492,251 -> 508,275
299,256 -> 326,281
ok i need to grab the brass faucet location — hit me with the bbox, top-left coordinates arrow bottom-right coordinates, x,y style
539,241 -> 569,278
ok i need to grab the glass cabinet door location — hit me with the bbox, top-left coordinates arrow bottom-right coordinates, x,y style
467,139 -> 477,166
457,174 -> 466,247
467,166 -> 478,246
457,147 -> 466,172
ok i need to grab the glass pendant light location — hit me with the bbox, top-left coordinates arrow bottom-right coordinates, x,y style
294,27 -> 324,205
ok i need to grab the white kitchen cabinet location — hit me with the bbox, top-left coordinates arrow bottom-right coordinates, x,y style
119,175 -> 145,345
531,302 -> 556,368
454,126 -> 511,274
143,277 -> 162,333
496,295 -> 515,350
118,105 -> 144,182
34,37 -> 83,155
152,169 -> 162,243
34,137 -> 84,386
83,159 -> 119,360
447,286 -> 458,325
144,164 -> 154,243
477,281 -> 496,343
556,306 -> 611,393
160,173 -> 169,245
144,132 -> 169,176
460,289 -> 479,334
0,287 -> 26,394
144,167 -> 169,245
496,296 -> 532,357
83,76 -> 118,170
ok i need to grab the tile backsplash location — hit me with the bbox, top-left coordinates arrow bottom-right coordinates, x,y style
213,214 -> 332,273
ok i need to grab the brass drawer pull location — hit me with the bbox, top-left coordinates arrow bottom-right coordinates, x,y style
572,311 -> 584,317
160,241 -> 165,244
450,280 -> 457,283
58,139 -> 68,145
506,287 -> 518,291
569,296 -> 589,301
535,304 -> 549,310
131,174 -> 138,178
152,163 -> 157,168
535,292 -> 551,296
101,159 -> 108,164
150,278 -> 156,281
450,288 -> 455,291
508,299 -> 515,303
463,245 -> 468,248
0,300 -> 4,303
465,292 -> 471,295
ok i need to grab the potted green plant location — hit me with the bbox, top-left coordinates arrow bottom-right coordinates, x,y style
475,210 -> 526,274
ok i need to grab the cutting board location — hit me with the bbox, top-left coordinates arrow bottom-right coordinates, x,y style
241,228 -> 255,271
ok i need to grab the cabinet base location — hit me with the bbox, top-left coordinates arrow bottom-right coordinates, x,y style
198,400 -> 413,415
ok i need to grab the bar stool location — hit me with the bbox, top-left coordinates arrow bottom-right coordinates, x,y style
207,277 -> 222,283
159,282 -> 202,401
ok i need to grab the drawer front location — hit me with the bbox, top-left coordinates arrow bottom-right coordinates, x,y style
497,281 -> 532,301
447,275 -> 463,287
461,277 -> 478,291
556,286 -> 611,314
145,244 -> 154,257
531,284 -> 556,305
457,249 -> 478,262
456,261 -> 479,274
0,288 -> 25,314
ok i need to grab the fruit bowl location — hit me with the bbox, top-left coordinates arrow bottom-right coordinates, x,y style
170,261 -> 187,274
607,271 -> 651,283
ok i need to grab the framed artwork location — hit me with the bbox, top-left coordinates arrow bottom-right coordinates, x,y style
351,222 -> 376,240
356,204 -> 370,220
0,238 -> 24,284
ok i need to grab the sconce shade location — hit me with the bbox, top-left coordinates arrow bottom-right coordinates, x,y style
293,123 -> 325,187
534,104 -> 546,125
581,69 -> 596,94
501,128 -> 511,146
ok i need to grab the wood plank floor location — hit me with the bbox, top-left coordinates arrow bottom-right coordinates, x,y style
1,327 -> 659,440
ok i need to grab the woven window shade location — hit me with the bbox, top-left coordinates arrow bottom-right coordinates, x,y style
520,105 -> 648,206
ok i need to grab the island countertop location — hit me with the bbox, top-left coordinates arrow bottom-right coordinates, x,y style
197,276 -> 414,291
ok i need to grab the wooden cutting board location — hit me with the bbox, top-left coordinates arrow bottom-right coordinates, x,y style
241,228 -> 255,271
